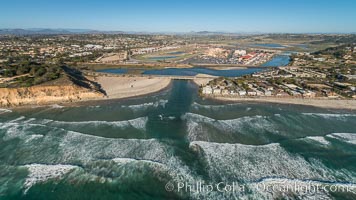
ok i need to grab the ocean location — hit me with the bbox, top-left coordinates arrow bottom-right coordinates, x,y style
0,80 -> 355,199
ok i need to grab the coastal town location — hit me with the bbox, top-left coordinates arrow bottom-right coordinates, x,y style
0,32 -> 355,109
200,42 -> 356,100
201,66 -> 356,99
0,34 -> 184,64
1,1 -> 356,200
0,33 -> 282,67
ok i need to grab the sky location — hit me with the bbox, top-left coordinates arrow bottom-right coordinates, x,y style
1,0 -> 355,33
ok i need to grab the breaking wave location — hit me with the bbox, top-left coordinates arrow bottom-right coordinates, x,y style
182,112 -> 275,141
0,108 -> 12,114
302,113 -> 356,120
305,136 -> 331,146
192,102 -> 241,110
248,177 -> 356,199
48,117 -> 148,131
3,116 -> 148,131
326,133 -> 356,145
189,141 -> 355,183
49,104 -> 65,109
122,99 -> 168,111
23,164 -> 78,193
8,116 -> 26,123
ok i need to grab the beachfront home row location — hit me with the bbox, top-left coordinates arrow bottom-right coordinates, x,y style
201,80 -> 319,98
201,85 -> 273,97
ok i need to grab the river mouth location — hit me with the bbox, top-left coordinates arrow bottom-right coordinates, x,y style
1,80 -> 356,199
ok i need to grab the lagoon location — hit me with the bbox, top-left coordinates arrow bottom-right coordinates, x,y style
99,67 -> 263,77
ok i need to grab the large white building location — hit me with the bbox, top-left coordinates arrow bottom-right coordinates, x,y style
202,86 -> 213,94
234,49 -> 247,56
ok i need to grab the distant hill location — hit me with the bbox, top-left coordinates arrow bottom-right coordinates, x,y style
187,31 -> 262,36
0,28 -> 125,35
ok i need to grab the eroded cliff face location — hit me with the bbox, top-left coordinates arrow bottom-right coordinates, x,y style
0,85 -> 104,107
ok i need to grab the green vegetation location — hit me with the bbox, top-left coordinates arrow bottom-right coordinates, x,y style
312,44 -> 355,59
0,60 -> 62,87
310,35 -> 356,45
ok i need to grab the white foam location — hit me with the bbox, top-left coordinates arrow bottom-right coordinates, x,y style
327,133 -> 356,145
124,102 -> 155,110
25,134 -> 44,143
0,118 -> 165,165
302,113 -> 356,120
2,124 -> 24,140
189,141 -> 352,182
56,131 -> 202,197
186,120 -> 204,141
112,156 -> 206,199
23,164 -> 78,193
0,118 -> 202,197
8,116 -> 26,123
306,136 -> 330,146
127,117 -> 148,130
50,104 -> 65,109
168,116 -> 176,120
112,158 -> 165,167
23,118 -> 36,124
49,117 -> 148,130
157,99 -> 168,108
248,177 -> 356,199
1,121 -> 47,141
192,102 -> 240,110
183,113 -> 275,141
122,99 -> 168,111
0,108 -> 12,114
57,130 -> 169,164
1,119 -> 170,166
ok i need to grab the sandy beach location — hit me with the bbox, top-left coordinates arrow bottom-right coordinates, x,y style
215,97 -> 356,110
0,75 -> 171,108
96,76 -> 171,99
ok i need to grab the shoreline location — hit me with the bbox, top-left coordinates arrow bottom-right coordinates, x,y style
0,76 -> 172,109
213,96 -> 356,110
75,81 -> 172,108
93,76 -> 172,101
1,74 -> 354,111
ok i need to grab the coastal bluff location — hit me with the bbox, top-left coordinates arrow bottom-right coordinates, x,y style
0,85 -> 104,107
0,67 -> 173,107
0,67 -> 105,107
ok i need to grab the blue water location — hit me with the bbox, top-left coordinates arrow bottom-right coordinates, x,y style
99,67 -> 263,77
148,56 -> 178,61
98,54 -> 290,76
100,68 -> 128,74
252,43 -> 286,48
0,80 -> 355,200
167,51 -> 185,55
143,67 -> 263,77
261,54 -> 290,67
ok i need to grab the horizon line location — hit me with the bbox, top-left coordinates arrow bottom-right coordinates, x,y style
0,28 -> 356,35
